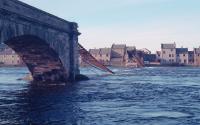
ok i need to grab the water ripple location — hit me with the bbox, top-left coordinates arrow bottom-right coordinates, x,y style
0,67 -> 200,124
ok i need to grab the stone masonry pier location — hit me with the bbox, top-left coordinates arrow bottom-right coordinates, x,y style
0,0 -> 80,84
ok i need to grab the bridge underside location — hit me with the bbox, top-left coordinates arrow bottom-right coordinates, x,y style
5,35 -> 68,84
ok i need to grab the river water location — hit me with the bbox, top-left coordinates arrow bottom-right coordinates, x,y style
0,67 -> 200,125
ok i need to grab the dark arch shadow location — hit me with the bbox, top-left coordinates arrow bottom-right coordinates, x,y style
4,35 -> 68,84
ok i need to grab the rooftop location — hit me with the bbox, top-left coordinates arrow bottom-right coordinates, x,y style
112,44 -> 126,49
126,46 -> 136,51
188,51 -> 194,55
89,49 -> 100,55
156,51 -> 161,55
100,48 -> 111,55
0,48 -> 16,55
161,43 -> 176,49
194,48 -> 200,54
176,48 -> 188,54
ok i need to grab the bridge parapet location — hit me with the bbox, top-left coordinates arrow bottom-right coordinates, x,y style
0,0 -> 78,33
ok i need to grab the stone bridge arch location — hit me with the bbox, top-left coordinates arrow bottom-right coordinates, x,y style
5,35 -> 68,83
0,0 -> 80,84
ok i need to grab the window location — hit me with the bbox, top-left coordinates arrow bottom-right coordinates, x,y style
172,59 -> 174,62
106,54 -> 109,57
169,54 -> 171,57
183,54 -> 185,57
172,54 -> 174,57
171,49 -> 173,51
163,51 -> 165,54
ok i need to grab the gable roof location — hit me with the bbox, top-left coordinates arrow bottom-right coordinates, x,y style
100,48 -> 111,55
89,49 -> 100,55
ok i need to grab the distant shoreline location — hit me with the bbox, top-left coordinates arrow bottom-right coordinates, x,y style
0,65 -> 26,68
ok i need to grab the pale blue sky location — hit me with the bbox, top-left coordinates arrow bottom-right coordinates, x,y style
20,0 -> 200,52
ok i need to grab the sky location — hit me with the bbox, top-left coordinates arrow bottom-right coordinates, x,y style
20,0 -> 200,52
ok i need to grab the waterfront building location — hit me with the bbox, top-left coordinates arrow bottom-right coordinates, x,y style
188,51 -> 194,65
89,49 -> 101,60
125,46 -> 136,60
143,54 -> 157,65
0,44 -> 23,66
194,47 -> 200,66
99,48 -> 111,65
161,43 -> 176,65
125,46 -> 138,67
88,48 -> 112,66
110,44 -> 126,66
176,48 -> 188,65
156,51 -> 161,62
86,44 -> 145,67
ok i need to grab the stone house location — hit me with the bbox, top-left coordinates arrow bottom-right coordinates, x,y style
110,44 -> 126,66
89,49 -> 101,60
161,43 -> 176,65
194,47 -> 200,66
0,45 -> 23,66
176,48 -> 188,65
88,48 -> 112,66
99,48 -> 111,65
188,51 -> 194,65
125,46 -> 136,60
125,46 -> 139,67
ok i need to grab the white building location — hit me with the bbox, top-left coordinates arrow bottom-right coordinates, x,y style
161,43 -> 176,65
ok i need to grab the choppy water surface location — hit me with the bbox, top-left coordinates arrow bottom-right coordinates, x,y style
0,67 -> 200,125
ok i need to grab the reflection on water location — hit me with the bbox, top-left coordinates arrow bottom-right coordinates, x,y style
0,67 -> 200,125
